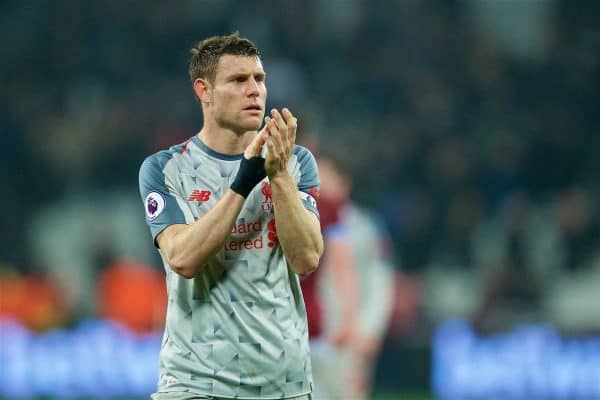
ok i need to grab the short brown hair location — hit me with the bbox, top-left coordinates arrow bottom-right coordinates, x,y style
188,32 -> 260,84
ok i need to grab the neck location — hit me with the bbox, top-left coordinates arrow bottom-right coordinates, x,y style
198,119 -> 256,155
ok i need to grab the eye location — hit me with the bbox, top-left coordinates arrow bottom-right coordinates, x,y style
235,76 -> 246,83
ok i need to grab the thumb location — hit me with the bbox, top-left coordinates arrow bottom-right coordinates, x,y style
244,130 -> 268,159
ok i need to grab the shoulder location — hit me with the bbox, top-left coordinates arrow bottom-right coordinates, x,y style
139,140 -> 190,186
347,204 -> 390,239
293,145 -> 318,174
292,145 -> 319,189
139,141 -> 189,175
139,151 -> 172,185
140,150 -> 171,171
293,144 -> 316,163
324,220 -> 350,239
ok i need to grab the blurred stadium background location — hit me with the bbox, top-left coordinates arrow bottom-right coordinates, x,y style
1,0 -> 599,399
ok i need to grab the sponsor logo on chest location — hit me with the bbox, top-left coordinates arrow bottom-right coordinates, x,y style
224,217 -> 278,251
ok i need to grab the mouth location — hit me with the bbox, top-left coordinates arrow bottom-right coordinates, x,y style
243,105 -> 262,113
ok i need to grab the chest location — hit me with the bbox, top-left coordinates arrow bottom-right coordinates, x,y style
177,155 -> 301,221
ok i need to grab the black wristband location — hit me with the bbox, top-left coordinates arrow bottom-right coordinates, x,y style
231,156 -> 266,198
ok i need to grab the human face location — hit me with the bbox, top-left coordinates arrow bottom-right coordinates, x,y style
318,158 -> 350,200
209,54 -> 267,133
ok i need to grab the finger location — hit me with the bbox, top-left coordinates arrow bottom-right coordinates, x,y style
244,130 -> 267,159
274,108 -> 291,152
260,117 -> 272,141
260,117 -> 273,156
274,114 -> 290,156
279,113 -> 293,158
265,139 -> 277,163
269,110 -> 280,130
282,108 -> 297,146
260,117 -> 271,135
267,117 -> 284,155
281,108 -> 295,127
265,116 -> 276,136
271,109 -> 287,136
244,123 -> 269,158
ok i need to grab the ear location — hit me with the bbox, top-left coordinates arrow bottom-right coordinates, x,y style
193,78 -> 211,104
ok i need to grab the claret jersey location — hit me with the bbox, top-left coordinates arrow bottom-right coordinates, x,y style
138,135 -> 320,399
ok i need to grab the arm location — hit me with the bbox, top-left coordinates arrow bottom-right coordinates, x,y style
353,210 -> 395,358
270,172 -> 323,276
156,191 -> 245,278
323,232 -> 359,347
355,257 -> 395,358
264,108 -> 324,276
145,132 -> 268,279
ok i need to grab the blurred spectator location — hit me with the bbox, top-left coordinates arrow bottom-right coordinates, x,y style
27,191 -> 157,317
97,259 -> 167,334
0,265 -> 68,332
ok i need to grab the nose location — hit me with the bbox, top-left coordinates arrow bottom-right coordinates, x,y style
247,77 -> 260,97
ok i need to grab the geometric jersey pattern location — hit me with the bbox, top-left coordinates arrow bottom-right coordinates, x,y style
138,135 -> 320,399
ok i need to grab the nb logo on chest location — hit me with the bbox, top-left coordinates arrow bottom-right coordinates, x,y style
188,190 -> 211,202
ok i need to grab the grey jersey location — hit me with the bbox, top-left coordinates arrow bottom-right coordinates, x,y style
138,136 -> 320,399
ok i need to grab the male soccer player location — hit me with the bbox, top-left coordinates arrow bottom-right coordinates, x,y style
307,152 -> 395,400
138,33 -> 323,400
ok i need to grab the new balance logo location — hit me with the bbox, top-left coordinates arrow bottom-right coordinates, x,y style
188,190 -> 211,202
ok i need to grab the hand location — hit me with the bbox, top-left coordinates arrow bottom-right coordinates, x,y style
328,319 -> 356,348
231,130 -> 270,198
263,108 -> 297,178
244,128 -> 269,159
355,335 -> 382,360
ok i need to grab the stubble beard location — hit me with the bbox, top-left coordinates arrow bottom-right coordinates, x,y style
217,113 -> 261,136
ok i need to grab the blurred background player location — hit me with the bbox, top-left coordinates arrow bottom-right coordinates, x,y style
303,148 -> 396,400
302,149 -> 360,400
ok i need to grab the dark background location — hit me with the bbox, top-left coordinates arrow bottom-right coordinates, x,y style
2,1 -> 599,398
